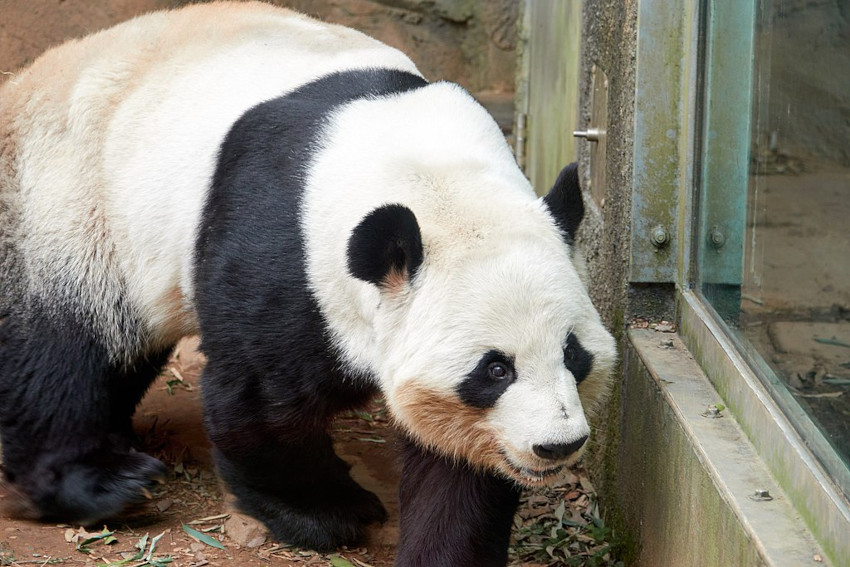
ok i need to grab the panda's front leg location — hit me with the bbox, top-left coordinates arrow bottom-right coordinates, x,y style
395,438 -> 522,567
0,313 -> 170,523
201,361 -> 387,551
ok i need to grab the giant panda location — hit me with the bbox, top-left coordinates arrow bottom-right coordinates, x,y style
0,2 -> 617,565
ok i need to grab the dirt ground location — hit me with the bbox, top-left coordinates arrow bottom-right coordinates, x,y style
0,338 -> 619,567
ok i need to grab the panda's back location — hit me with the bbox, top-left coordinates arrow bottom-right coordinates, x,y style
0,2 -> 419,354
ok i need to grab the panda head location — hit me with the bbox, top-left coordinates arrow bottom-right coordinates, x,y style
346,163 -> 617,487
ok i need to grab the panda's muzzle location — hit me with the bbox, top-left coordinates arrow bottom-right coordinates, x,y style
500,435 -> 588,485
392,381 -> 585,486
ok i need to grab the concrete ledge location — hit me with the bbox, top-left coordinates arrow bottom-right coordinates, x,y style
617,329 -> 828,566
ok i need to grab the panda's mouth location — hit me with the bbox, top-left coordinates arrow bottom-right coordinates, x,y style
502,455 -> 566,484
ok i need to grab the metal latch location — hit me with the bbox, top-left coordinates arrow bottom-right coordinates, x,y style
573,128 -> 605,142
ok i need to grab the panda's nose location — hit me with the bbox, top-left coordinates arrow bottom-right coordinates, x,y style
533,435 -> 588,461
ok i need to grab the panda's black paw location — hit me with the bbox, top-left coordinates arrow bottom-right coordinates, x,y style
21,450 -> 167,524
241,484 -> 387,551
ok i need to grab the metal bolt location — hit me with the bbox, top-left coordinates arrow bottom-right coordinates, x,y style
709,226 -> 726,249
650,225 -> 670,248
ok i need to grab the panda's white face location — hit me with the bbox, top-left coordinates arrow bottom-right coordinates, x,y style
298,81 -> 615,486
380,233 -> 617,486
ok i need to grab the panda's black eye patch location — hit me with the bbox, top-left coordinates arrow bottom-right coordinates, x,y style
565,333 -> 594,384
457,350 -> 516,409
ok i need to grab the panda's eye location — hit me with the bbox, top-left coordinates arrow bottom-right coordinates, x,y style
564,333 -> 594,384
488,362 -> 509,380
457,351 -> 516,409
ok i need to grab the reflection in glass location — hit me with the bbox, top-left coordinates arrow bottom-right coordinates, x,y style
699,0 -> 850,489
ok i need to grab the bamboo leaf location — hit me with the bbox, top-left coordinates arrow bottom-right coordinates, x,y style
182,525 -> 225,550
76,529 -> 116,554
814,337 -> 850,348
145,531 -> 166,561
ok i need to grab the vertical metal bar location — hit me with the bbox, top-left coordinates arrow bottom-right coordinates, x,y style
629,0 -> 688,283
697,0 -> 757,311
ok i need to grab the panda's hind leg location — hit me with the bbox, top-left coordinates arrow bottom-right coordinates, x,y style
201,361 -> 387,551
0,311 -> 170,523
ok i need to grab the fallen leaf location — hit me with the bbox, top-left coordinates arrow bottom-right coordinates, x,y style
814,337 -> 850,348
797,391 -> 844,398
182,525 -> 225,550
76,528 -> 116,554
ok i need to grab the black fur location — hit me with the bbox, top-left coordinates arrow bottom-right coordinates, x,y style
396,438 -> 522,567
0,302 -> 169,522
194,69 -> 427,549
347,204 -> 423,286
565,333 -> 594,384
456,350 -> 516,409
543,162 -> 585,244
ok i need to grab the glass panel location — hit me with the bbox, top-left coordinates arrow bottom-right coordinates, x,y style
698,0 -> 850,494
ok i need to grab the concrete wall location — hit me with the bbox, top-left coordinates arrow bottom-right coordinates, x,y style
574,0 -> 639,334
618,337 -> 767,566
571,0 -> 642,536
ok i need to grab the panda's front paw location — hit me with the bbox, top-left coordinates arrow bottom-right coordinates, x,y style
23,450 -> 167,524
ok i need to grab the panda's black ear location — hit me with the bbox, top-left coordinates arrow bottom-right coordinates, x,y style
542,162 -> 585,244
347,204 -> 423,290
